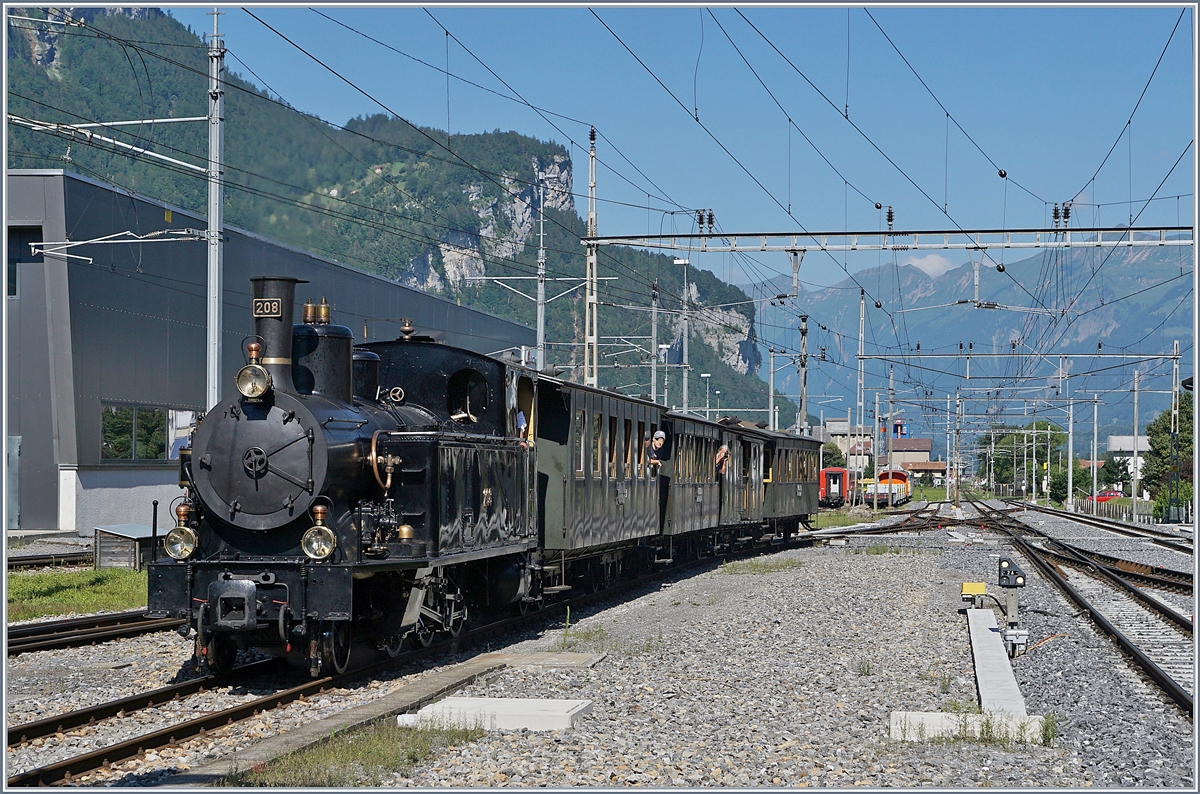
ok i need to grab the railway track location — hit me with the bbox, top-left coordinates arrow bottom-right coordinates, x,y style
970,499 -> 1193,713
6,529 -> 807,787
6,659 -> 283,746
1008,500 -> 1193,555
7,551 -> 93,570
6,611 -> 187,656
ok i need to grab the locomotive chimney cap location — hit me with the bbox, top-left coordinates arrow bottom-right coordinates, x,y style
399,319 -> 415,338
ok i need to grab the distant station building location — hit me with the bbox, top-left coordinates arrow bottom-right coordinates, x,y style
6,169 -> 534,535
1106,435 -> 1151,482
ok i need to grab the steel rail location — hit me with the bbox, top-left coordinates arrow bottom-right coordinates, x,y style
1008,500 -> 1193,555
1038,542 -> 1192,591
7,610 -> 152,640
979,501 -> 1192,627
7,617 -> 187,655
969,499 -> 1193,713
6,659 -> 283,746
1030,546 -> 1194,633
1005,530 -> 1193,713
6,551 -> 93,570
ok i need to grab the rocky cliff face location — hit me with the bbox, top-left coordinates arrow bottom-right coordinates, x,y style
10,7 -> 165,77
431,153 -> 574,289
663,283 -> 761,377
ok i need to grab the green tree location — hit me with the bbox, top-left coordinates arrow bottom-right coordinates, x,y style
821,442 -> 845,468
1049,469 -> 1068,504
1142,391 -> 1193,498
1099,453 -> 1131,491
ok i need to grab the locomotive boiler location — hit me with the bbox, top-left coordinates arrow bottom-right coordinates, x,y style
148,276 -> 534,675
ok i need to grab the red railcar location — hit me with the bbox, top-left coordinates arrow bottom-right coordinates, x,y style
819,467 -> 849,507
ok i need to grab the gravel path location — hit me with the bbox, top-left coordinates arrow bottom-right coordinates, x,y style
386,530 -> 1192,788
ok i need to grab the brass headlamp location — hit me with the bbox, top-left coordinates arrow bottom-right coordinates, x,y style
235,341 -> 273,400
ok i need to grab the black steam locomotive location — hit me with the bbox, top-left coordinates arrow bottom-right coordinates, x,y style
148,276 -> 820,675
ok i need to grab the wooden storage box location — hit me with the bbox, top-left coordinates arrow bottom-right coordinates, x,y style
93,524 -> 157,571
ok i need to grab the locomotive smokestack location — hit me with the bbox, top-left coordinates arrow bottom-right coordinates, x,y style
250,276 -> 306,393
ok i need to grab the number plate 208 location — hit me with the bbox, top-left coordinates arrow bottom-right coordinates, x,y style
252,298 -> 282,318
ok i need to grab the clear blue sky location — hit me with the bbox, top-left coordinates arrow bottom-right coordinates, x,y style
167,4 -> 1195,289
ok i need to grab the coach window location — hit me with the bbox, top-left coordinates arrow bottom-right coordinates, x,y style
628,419 -> 638,482
573,410 -> 585,476
763,448 -> 773,483
636,420 -> 646,477
591,412 -> 602,477
608,415 -> 618,479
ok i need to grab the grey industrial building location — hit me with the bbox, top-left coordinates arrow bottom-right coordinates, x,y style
5,169 -> 534,535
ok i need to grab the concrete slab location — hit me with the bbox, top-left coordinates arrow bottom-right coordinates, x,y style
890,711 -> 1045,743
966,608 -> 1027,717
409,696 -> 592,732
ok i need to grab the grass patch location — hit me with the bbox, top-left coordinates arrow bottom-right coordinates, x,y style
856,659 -> 873,676
1040,710 -> 1059,746
813,511 -> 866,528
717,557 -> 803,575
7,568 -> 147,621
223,720 -> 484,786
555,618 -> 661,656
849,542 -> 935,556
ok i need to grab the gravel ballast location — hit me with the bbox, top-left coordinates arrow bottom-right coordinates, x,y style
386,529 -> 1192,788
5,513 -> 1194,787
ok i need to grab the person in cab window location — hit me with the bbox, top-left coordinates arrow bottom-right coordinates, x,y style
647,430 -> 666,476
516,409 -> 529,449
714,444 -> 729,478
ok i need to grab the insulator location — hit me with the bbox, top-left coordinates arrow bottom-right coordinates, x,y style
1063,203 -> 1071,224
916,342 -> 920,351
1052,203 -> 1060,223
589,126 -> 596,145
707,210 -> 714,232
886,206 -> 894,229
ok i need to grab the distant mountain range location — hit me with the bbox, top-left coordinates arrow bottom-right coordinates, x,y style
742,242 -> 1193,454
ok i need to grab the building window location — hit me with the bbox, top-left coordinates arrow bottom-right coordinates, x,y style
7,226 -> 43,298
101,403 -> 194,461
